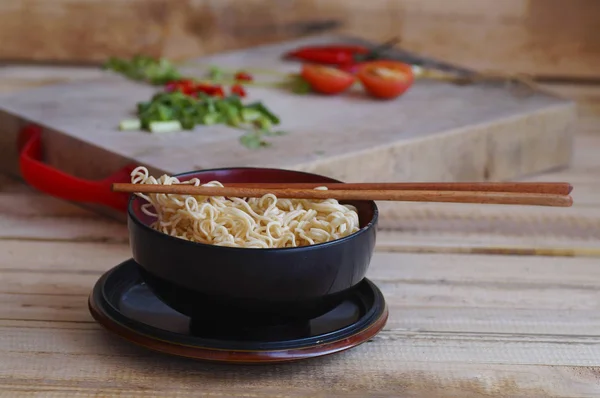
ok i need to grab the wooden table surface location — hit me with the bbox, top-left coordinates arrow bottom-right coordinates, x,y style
0,69 -> 599,397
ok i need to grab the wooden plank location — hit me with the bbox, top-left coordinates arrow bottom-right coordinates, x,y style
7,249 -> 600,300
0,178 -> 128,244
0,330 -> 600,397
0,214 -> 128,243
5,241 -> 600,287
375,230 -> 600,259
4,326 -> 600,367
0,174 -> 32,193
1,0 -> 599,79
0,241 -> 129,272
377,203 -> 600,238
5,289 -> 600,336
0,350 -> 598,398
5,287 -> 600,338
0,65 -> 105,95
0,193 -> 95,217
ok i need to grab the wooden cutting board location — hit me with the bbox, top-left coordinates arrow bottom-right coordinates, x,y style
0,35 -> 575,220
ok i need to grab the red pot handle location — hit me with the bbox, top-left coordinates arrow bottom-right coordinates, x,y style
18,125 -> 136,212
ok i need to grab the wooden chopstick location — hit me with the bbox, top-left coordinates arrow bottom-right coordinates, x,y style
112,183 -> 573,207
222,182 -> 573,195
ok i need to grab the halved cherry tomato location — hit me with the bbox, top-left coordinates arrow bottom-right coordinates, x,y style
300,64 -> 355,95
357,61 -> 414,99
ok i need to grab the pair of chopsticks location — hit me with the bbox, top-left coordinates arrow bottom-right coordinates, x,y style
112,182 -> 573,207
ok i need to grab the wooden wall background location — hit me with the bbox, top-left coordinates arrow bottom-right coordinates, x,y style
0,0 -> 598,78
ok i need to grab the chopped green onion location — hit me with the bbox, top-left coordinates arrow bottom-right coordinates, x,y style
202,112 -> 220,125
241,108 -> 262,122
133,89 -> 283,147
225,107 -> 242,127
240,132 -> 270,149
245,102 -> 280,124
255,116 -> 272,130
119,119 -> 141,131
226,95 -> 244,109
149,121 -> 182,133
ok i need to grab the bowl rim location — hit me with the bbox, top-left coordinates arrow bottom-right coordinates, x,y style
127,167 -> 379,253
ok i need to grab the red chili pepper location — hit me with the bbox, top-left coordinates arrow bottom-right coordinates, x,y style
285,46 -> 368,65
284,38 -> 401,68
231,84 -> 247,97
234,71 -> 253,82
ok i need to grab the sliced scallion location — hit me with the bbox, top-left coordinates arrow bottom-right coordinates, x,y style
149,120 -> 182,134
119,119 -> 141,131
241,108 -> 262,122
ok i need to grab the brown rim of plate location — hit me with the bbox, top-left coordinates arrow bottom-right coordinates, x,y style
88,294 -> 388,364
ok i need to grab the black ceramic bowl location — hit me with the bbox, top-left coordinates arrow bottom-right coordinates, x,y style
128,167 -> 378,325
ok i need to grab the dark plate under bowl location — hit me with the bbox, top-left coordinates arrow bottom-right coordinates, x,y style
88,259 -> 388,364
128,167 -> 378,322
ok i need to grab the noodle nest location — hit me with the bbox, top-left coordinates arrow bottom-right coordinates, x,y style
130,166 -> 361,248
